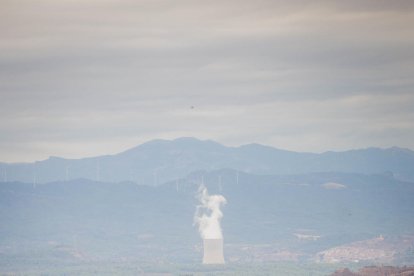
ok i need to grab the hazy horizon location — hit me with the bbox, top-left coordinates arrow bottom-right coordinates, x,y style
1,136 -> 413,164
1,2 -> 414,274
1,0 -> 414,162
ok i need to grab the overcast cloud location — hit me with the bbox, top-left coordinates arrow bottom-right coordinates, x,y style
1,0 -> 414,162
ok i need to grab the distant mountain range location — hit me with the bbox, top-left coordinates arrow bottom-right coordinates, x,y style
1,138 -> 414,267
1,137 -> 414,184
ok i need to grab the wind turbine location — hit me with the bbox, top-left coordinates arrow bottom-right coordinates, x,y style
2,168 -> 7,182
152,165 -> 167,186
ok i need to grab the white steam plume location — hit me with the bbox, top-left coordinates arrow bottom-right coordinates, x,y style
194,185 -> 227,239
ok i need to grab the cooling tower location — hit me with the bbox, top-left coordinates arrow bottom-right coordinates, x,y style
203,238 -> 225,264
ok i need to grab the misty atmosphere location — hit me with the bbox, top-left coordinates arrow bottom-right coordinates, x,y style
1,0 -> 414,275
1,138 -> 414,275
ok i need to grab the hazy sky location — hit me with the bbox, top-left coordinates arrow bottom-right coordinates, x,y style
1,0 -> 414,162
